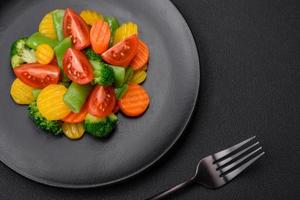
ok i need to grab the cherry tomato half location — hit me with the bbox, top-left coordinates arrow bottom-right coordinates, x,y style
13,63 -> 60,88
63,48 -> 94,84
101,34 -> 138,67
63,8 -> 90,50
87,85 -> 116,118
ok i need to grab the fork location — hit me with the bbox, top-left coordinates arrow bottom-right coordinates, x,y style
146,136 -> 265,200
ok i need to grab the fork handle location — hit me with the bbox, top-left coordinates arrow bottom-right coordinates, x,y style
145,177 -> 195,200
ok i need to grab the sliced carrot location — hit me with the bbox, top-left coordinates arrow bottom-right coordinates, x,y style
119,84 -> 150,117
130,39 -> 149,70
62,103 -> 88,123
90,20 -> 111,54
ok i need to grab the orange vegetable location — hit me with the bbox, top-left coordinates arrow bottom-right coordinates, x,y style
130,39 -> 149,70
90,20 -> 111,54
119,84 -> 150,117
62,103 -> 88,123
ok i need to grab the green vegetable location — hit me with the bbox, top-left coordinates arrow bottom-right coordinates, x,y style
11,55 -> 23,68
53,37 -> 72,85
63,82 -> 93,113
10,37 -> 27,57
124,67 -> 134,83
54,37 -> 72,68
28,101 -> 63,136
26,32 -> 59,49
84,48 -> 102,62
104,16 -> 120,34
109,65 -> 125,88
115,84 -> 128,100
10,37 -> 37,68
21,49 -> 37,63
90,61 -> 114,86
84,113 -> 118,138
32,89 -> 41,100
86,49 -> 114,86
52,9 -> 65,41
104,16 -> 120,46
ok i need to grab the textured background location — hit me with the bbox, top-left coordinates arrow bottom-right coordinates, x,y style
0,0 -> 299,199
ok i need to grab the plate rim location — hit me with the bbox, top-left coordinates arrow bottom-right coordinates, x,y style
0,0 -> 200,188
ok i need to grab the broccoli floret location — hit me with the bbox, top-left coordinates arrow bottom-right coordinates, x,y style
91,61 -> 115,86
10,37 -> 27,56
84,48 -> 102,62
85,48 -> 114,85
84,113 -> 118,138
10,37 -> 37,68
11,55 -> 23,68
28,101 -> 63,136
21,48 -> 36,63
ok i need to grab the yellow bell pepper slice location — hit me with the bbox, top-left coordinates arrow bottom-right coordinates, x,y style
80,10 -> 104,26
35,44 -> 54,64
37,84 -> 71,120
62,123 -> 85,140
10,79 -> 35,105
39,12 -> 57,40
113,22 -> 138,45
130,68 -> 147,84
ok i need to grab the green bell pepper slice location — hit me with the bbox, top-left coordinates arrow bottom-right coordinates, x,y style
115,84 -> 128,100
54,37 -> 72,68
109,65 -> 126,88
63,82 -> 93,113
26,32 -> 59,49
124,67 -> 134,84
52,9 -> 65,42
104,16 -> 120,46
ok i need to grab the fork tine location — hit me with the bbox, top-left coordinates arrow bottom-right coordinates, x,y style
220,146 -> 262,173
223,152 -> 265,182
213,136 -> 256,160
217,142 -> 260,167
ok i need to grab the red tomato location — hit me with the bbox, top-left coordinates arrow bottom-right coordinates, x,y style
90,20 -> 111,54
14,63 -> 60,88
101,34 -> 138,67
63,8 -> 90,50
63,48 -> 94,84
87,85 -> 116,118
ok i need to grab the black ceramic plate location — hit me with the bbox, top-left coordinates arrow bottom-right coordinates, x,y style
0,0 -> 199,188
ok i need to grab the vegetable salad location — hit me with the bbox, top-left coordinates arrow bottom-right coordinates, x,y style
10,8 -> 150,140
